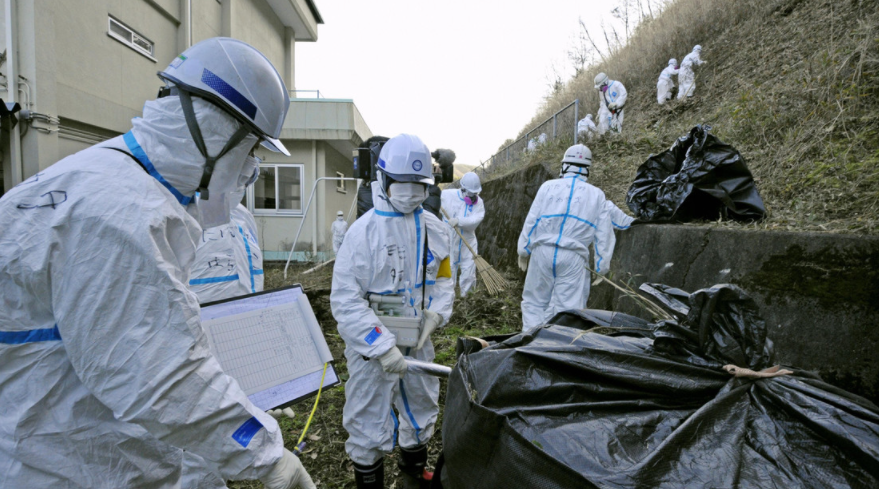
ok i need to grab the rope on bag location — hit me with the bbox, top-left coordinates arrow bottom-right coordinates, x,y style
723,364 -> 793,379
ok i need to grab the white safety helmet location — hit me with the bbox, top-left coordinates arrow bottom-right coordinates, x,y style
337,210 -> 344,217
158,37 -> 290,156
376,134 -> 434,192
586,114 -> 594,120
460,172 -> 482,194
669,58 -> 678,66
594,72 -> 609,89
560,144 -> 593,177
693,45 -> 702,52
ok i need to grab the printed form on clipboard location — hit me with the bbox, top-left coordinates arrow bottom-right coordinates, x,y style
199,284 -> 339,411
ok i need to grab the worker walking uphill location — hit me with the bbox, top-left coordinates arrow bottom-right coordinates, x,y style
678,45 -> 706,99
441,172 -> 485,297
331,134 -> 454,489
332,210 -> 349,254
0,38 -> 314,488
594,72 -> 628,134
657,58 -> 680,104
190,183 -> 265,302
517,144 -> 616,332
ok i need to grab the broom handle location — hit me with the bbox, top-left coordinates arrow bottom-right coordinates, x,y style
441,207 -> 480,258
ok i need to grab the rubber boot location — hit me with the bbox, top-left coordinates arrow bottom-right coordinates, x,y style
398,444 -> 433,489
353,458 -> 384,489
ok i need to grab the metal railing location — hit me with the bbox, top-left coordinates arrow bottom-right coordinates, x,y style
290,89 -> 323,99
476,99 -> 580,179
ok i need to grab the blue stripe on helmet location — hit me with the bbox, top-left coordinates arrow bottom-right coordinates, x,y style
201,69 -> 257,120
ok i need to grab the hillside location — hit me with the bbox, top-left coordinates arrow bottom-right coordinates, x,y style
497,0 -> 879,234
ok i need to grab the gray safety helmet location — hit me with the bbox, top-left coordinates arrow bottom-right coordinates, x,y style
594,72 -> 609,89
669,58 -> 678,66
158,37 -> 290,156
337,210 -> 344,217
693,45 -> 702,52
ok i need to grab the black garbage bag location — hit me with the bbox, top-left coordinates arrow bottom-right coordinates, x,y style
626,125 -> 766,222
441,284 -> 879,489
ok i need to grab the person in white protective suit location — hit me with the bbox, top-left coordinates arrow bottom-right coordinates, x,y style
577,114 -> 598,142
517,144 -> 616,332
594,72 -> 628,134
441,172 -> 486,297
678,45 -> 706,99
330,134 -> 455,489
190,189 -> 265,302
332,210 -> 349,254
657,58 -> 680,104
0,38 -> 315,489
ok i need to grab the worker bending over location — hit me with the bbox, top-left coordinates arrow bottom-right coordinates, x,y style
517,144 -> 616,332
441,172 -> 485,297
331,134 -> 454,489
0,38 -> 314,488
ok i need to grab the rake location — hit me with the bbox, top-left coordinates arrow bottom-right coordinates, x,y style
441,207 -> 508,295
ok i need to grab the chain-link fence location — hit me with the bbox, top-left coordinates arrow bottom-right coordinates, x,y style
476,99 -> 580,179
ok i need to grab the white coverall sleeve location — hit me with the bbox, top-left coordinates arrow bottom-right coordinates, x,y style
425,223 -> 455,326
51,214 -> 282,482
593,202 -> 617,274
457,200 -> 485,232
517,185 -> 546,256
615,82 -> 628,108
330,230 -> 398,358
605,201 -> 635,229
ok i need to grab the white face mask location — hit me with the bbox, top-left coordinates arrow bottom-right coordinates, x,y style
193,154 -> 259,229
388,182 -> 427,214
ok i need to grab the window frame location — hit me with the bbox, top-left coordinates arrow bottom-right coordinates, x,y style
107,16 -> 156,62
336,171 -> 347,194
252,163 -> 306,216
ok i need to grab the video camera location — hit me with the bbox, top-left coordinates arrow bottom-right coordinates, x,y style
354,137 -> 455,185
353,137 -> 456,218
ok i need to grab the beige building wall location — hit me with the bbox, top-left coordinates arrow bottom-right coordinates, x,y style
0,0 -> 304,189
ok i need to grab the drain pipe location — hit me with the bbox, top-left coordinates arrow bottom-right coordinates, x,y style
5,0 -> 23,186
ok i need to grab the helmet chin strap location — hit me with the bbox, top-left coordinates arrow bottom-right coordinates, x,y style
560,164 -> 590,179
177,89 -> 253,200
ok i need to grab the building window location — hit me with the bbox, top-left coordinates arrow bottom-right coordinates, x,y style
336,171 -> 347,194
108,16 -> 155,61
254,164 -> 303,213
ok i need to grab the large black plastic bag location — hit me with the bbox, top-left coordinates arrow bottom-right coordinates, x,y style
626,125 -> 766,222
441,285 -> 879,489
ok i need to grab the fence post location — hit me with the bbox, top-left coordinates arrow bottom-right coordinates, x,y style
573,99 -> 579,143
553,113 -> 557,138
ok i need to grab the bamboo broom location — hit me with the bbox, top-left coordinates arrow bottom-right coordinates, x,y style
441,207 -> 508,295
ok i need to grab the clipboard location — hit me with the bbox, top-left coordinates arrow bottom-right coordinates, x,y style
199,284 -> 339,410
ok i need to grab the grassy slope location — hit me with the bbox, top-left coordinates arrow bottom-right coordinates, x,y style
504,0 -> 879,234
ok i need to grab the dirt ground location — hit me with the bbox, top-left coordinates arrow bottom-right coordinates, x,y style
229,263 -> 524,488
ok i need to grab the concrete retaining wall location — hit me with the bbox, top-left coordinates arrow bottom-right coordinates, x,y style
477,166 -> 879,405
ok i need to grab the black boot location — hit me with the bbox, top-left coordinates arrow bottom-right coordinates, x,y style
398,444 -> 433,489
353,458 -> 384,489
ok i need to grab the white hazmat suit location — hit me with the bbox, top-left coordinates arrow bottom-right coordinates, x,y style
597,80 -> 628,134
517,174 -> 616,332
678,46 -> 706,99
190,203 -> 265,303
331,181 -> 454,466
0,96 -> 287,487
332,215 -> 349,254
577,114 -> 598,142
606,200 -> 635,230
657,59 -> 680,104
441,188 -> 485,296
